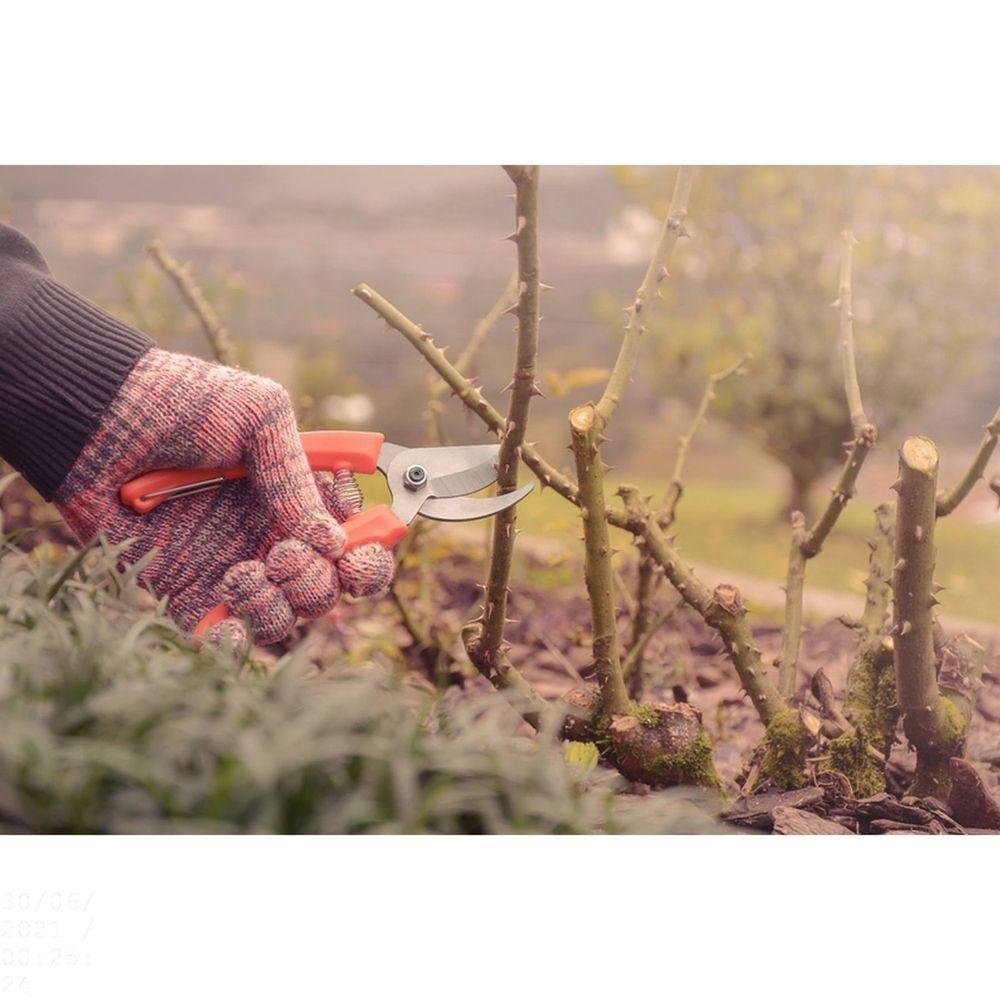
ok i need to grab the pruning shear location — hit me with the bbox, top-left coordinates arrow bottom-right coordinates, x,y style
119,431 -> 533,637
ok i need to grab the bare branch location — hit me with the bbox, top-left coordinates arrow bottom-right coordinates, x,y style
776,511 -> 809,699
842,502 -> 897,757
936,404 -> 1000,517
618,485 -> 783,724
594,167 -> 695,430
623,593 -> 682,691
661,353 -> 749,526
834,230 -> 870,438
424,266 -> 519,444
777,230 -> 877,698
351,284 -> 584,510
463,166 -> 542,682
147,242 -> 237,365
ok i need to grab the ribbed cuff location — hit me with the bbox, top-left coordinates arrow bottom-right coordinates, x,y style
0,270 -> 152,501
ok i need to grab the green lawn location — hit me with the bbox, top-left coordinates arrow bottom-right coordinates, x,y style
360,469 -> 1000,625
516,477 -> 1000,627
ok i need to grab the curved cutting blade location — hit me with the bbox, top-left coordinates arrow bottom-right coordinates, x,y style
427,453 -> 500,499
418,482 -> 534,523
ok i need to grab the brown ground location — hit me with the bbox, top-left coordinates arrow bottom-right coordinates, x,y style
302,530 -> 1000,830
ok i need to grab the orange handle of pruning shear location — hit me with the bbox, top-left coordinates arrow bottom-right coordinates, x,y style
118,429 -> 407,640
119,430 -> 386,514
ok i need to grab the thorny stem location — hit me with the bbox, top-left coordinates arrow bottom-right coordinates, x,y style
623,595 -> 683,696
463,166 -> 541,681
570,404 -> 631,717
625,554 -> 657,697
892,437 -> 972,796
777,230 -> 877,699
660,354 -> 749,527
424,266 -> 519,445
936,404 -> 1000,517
836,230 -> 867,437
776,512 -> 809,699
351,285 -> 585,512
843,502 -> 897,757
594,167 -> 694,431
355,279 -> 778,723
619,485 -> 783,724
147,242 -> 237,365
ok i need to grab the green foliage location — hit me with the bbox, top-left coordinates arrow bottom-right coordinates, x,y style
611,166 -> 1000,513
0,533 -> 727,834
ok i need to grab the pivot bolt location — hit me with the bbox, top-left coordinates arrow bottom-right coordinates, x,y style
403,464 -> 428,491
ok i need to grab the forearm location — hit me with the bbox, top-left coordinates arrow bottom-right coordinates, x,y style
0,223 -> 152,499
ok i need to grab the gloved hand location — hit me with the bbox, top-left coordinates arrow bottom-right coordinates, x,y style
54,348 -> 395,648
0,221 -> 392,651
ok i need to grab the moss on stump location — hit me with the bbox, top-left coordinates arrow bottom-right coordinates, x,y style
604,701 -> 721,791
757,707 -> 813,790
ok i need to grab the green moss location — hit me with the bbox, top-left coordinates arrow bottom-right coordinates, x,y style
937,695 -> 967,749
631,703 -> 660,727
757,708 -> 811,790
825,729 -> 884,798
648,731 -> 723,793
844,646 -> 898,757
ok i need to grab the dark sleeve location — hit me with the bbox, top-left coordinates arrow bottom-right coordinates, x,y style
0,223 -> 153,500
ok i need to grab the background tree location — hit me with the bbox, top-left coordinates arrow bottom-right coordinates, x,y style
612,166 -> 1000,517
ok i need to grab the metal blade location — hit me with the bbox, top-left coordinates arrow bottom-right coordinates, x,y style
417,482 -> 534,523
376,441 -> 408,476
427,454 -> 500,499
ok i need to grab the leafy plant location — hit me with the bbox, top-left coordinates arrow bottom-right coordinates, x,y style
0,529 -> 724,833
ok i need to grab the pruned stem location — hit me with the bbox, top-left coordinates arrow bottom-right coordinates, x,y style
594,167 -> 694,431
463,166 -> 540,683
661,353 -> 749,527
893,436 -> 963,797
147,242 -> 237,365
936,404 -> 1000,517
570,404 -> 631,717
619,485 -> 783,724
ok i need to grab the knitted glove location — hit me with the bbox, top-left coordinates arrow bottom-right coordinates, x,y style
52,348 -> 395,647
0,222 -> 393,647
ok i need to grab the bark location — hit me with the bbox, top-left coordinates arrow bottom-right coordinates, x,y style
570,404 -> 631,717
892,437 -> 969,797
463,166 -> 541,683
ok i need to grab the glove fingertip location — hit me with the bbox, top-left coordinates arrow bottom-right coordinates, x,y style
266,538 -> 341,619
204,616 -> 250,655
337,543 -> 395,598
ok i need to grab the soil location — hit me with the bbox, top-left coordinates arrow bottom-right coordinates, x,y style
303,530 -> 1000,833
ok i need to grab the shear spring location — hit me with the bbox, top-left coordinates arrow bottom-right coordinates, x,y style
333,468 -> 364,517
